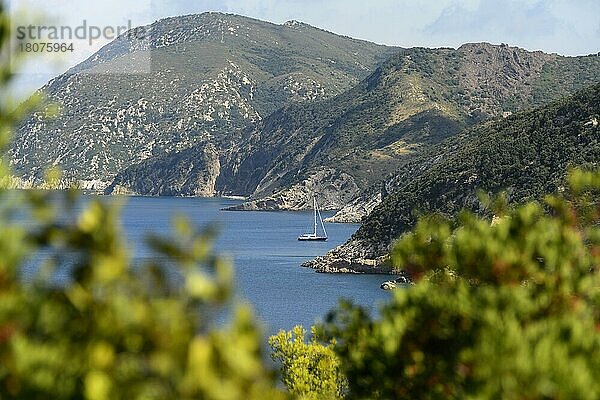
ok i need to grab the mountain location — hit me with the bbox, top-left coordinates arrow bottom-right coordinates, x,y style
9,13 -> 395,188
305,82 -> 600,272
106,43 -> 600,212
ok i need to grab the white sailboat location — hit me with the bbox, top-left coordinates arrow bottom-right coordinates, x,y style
298,195 -> 328,241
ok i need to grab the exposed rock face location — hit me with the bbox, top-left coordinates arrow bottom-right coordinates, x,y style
108,185 -> 138,196
325,192 -> 383,223
223,167 -> 360,211
105,143 -> 220,196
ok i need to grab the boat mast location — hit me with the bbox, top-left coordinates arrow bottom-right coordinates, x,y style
313,195 -> 317,236
316,198 -> 327,238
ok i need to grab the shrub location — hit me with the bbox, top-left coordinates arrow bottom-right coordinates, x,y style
0,5 -> 286,399
269,325 -> 347,400
318,169 -> 600,399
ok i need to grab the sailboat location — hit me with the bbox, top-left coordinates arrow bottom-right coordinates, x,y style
298,195 -> 328,241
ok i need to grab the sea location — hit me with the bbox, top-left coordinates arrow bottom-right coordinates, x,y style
23,195 -> 395,334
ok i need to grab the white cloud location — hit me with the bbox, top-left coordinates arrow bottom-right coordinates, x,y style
424,0 -> 600,55
154,0 -> 599,55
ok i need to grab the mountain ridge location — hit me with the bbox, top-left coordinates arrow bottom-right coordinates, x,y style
9,12 -> 396,185
105,42 -> 600,214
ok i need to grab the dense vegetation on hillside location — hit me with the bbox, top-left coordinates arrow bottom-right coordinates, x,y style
354,82 -> 600,253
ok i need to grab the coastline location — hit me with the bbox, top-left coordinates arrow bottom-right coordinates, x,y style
302,253 -> 393,274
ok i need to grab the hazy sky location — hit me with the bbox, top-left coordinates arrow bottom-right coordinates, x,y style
7,0 -> 600,99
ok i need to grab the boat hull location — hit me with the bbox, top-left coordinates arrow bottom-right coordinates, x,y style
298,236 -> 328,241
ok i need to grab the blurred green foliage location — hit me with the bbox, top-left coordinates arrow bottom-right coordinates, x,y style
0,4 -> 287,399
3,3 -> 600,400
316,169 -> 600,399
269,325 -> 347,400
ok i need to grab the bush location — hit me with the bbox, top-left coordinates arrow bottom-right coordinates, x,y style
318,169 -> 600,399
0,5 -> 286,399
269,325 -> 347,400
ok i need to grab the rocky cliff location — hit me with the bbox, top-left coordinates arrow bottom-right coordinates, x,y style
106,143 -> 220,196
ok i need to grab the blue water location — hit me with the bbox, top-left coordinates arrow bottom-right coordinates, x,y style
19,194 -> 393,333
118,196 -> 394,332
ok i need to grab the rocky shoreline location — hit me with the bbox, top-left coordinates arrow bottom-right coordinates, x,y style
303,256 -> 393,274
301,239 -> 393,274
223,167 -> 361,213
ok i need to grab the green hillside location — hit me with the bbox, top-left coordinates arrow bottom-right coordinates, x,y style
9,13 -> 395,186
355,82 -> 600,255
109,44 -> 600,213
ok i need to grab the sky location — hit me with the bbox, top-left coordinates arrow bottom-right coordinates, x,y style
6,0 -> 600,100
